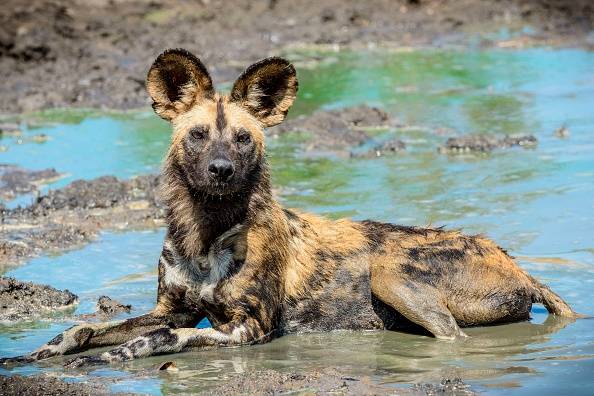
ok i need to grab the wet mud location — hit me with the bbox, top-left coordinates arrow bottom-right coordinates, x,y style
202,368 -> 397,395
77,296 -> 132,321
202,368 -> 477,395
0,277 -> 77,322
0,276 -> 135,322
0,174 -> 165,269
352,138 -> 408,159
0,374 -> 126,396
272,105 -> 406,156
0,369 -> 477,396
0,165 -> 61,201
439,134 -> 538,154
1,0 -> 593,114
94,296 -> 132,318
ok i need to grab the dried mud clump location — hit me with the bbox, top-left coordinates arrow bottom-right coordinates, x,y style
0,277 -> 78,322
0,165 -> 61,201
1,174 -> 164,268
272,105 -> 405,156
439,134 -> 537,154
351,138 -> 407,158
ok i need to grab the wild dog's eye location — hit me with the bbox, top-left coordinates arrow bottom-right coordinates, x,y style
236,130 -> 251,144
189,126 -> 208,140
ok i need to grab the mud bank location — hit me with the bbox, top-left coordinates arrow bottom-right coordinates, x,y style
0,277 -> 77,322
202,368 -> 477,395
0,175 -> 164,269
272,105 -> 406,156
439,134 -> 538,154
0,374 -> 123,396
77,296 -> 132,321
0,165 -> 61,201
1,0 -> 593,114
0,369 -> 476,396
202,368 -> 397,395
0,276 -> 134,322
93,296 -> 132,318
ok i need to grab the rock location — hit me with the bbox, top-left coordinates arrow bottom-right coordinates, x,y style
554,126 -> 570,138
0,277 -> 78,322
96,296 -> 131,317
438,134 -> 537,154
0,165 -> 61,201
351,138 -> 406,158
271,105 -> 396,154
0,123 -> 22,137
76,296 -> 132,321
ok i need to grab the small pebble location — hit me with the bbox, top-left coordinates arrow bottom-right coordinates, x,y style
554,126 -> 570,138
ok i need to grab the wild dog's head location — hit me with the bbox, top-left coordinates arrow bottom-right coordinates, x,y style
146,49 -> 298,197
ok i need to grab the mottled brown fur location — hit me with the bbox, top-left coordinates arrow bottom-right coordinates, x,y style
1,49 -> 575,367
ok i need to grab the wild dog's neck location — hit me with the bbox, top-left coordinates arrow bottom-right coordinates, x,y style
161,159 -> 273,259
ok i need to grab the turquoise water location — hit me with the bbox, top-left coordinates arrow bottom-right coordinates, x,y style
1,48 -> 593,394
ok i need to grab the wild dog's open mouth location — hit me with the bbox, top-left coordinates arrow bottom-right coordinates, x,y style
187,183 -> 244,207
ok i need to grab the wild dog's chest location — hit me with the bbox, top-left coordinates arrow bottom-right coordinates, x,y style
163,250 -> 236,304
161,226 -> 245,307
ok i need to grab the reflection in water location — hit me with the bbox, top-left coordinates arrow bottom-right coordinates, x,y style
1,48 -> 593,394
104,314 -> 577,394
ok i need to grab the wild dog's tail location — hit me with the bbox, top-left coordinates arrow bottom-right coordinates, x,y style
530,276 -> 576,317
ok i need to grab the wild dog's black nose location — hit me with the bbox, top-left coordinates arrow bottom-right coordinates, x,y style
208,158 -> 234,181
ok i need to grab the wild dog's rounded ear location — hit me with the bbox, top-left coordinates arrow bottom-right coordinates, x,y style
230,57 -> 298,127
146,49 -> 214,121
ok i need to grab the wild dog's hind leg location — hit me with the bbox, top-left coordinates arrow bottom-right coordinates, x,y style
371,268 -> 466,340
1,311 -> 201,364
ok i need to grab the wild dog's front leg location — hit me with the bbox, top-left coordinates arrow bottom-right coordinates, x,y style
66,318 -> 271,367
1,311 -> 201,364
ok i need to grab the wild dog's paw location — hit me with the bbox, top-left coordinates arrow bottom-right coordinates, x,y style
64,355 -> 105,369
0,344 -> 65,365
0,355 -> 34,366
31,324 -> 98,360
435,329 -> 469,341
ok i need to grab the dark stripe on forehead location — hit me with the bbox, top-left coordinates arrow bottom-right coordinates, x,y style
216,97 -> 227,131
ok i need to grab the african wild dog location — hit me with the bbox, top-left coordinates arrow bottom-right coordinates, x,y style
1,49 -> 575,367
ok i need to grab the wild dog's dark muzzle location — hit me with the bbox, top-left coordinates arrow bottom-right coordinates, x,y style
207,158 -> 234,182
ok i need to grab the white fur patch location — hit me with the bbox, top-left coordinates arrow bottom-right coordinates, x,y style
162,225 -> 244,303
199,248 -> 233,302
230,324 -> 246,343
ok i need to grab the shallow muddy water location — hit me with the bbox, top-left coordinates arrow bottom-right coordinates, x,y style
1,48 -> 593,394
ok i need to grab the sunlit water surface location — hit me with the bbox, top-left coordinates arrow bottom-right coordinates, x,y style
1,48 -> 593,394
